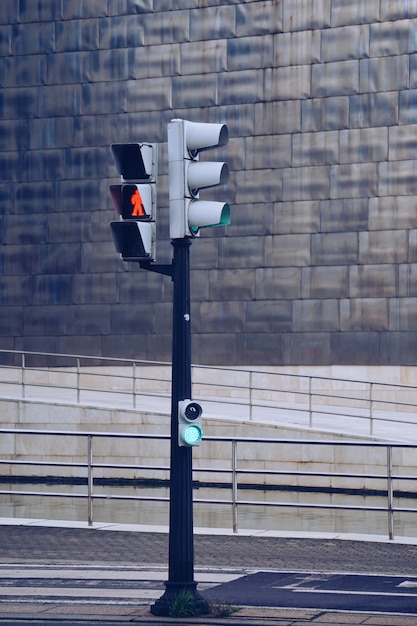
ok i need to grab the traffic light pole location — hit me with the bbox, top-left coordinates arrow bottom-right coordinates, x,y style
151,238 -> 209,617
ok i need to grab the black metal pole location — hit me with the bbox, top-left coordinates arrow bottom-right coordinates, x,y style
151,238 -> 209,616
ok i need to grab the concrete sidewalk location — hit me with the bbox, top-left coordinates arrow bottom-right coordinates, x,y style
0,519 -> 416,625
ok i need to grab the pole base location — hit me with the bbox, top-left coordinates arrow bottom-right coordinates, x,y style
151,581 -> 210,617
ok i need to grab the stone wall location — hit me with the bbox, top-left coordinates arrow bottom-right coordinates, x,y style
1,1 -> 417,366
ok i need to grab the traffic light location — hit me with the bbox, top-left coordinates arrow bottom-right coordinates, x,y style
168,119 -> 230,239
178,400 -> 203,447
109,143 -> 158,261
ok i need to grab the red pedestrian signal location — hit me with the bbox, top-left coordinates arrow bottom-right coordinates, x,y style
109,143 -> 158,261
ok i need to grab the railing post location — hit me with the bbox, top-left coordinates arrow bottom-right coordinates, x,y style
77,358 -> 81,404
387,445 -> 394,541
308,376 -> 312,428
133,361 -> 136,409
370,382 -> 374,436
87,434 -> 93,526
249,371 -> 253,420
232,439 -> 238,533
21,352 -> 26,399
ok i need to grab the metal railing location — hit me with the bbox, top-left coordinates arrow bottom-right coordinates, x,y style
2,349 -> 417,439
0,428 -> 417,541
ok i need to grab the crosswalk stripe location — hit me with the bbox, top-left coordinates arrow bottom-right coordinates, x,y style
0,564 -> 243,605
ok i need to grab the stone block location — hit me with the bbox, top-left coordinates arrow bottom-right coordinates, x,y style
360,55 -> 410,93
380,0 -> 417,20
190,5 -> 236,41
359,230 -> 408,264
0,0 -> 18,24
181,40 -> 226,75
209,269 -> 256,301
56,18 -> 99,52
143,8 -> 190,45
283,165 -> 330,201
199,301 -> 245,334
217,103 -> 255,138
370,19 -> 414,57
0,276 -> 31,305
133,44 -> 179,79
235,168 -> 282,204
330,332 -> 381,364
389,124 -> 417,161
407,230 -> 417,263
312,60 -> 359,98
369,196 -> 417,231
62,0 -> 110,20
395,297 -> 417,331
246,134 -> 292,169
67,304 -> 111,336
31,117 -> 73,149
292,130 -> 339,166
255,267 -> 302,300
341,298 -> 389,331
245,332 -> 285,365
81,81 -> 123,115
274,200 -> 320,234
246,300 -> 292,332
110,302 -> 154,335
378,160 -> 417,196
322,24 -> 369,63
228,202 -> 274,237
349,264 -> 398,298
219,69 -> 264,105
380,331 -> 417,364
284,332 -> 331,364
127,76 -> 172,111
331,0 -> 381,27
340,127 -> 388,164
255,100 -> 302,135
237,1 -> 283,36
320,198 -> 369,233
265,64 -> 311,101
218,235 -> 265,269
302,266 -> 349,299
23,305 -> 66,336
330,163 -> 378,199
399,263 -> 417,297
411,53 -> 417,88
194,332 -> 238,366
283,0 -> 331,32
399,88 -> 417,124
227,35 -> 273,70
274,29 -> 321,66
311,232 -> 358,266
11,21 -> 55,55
349,92 -> 399,128
292,299 -> 340,332
265,234 -> 311,267
301,96 -> 350,132
0,86 -> 41,120
4,54 -> 47,88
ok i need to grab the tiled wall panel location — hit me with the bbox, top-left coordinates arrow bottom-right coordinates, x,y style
2,1 -> 417,365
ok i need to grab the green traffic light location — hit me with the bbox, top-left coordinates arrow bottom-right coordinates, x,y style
181,424 -> 203,446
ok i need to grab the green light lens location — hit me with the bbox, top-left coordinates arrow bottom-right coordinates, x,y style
182,424 -> 203,446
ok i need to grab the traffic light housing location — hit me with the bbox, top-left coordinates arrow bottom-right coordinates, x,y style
109,143 -> 158,261
168,119 -> 230,239
178,400 -> 203,447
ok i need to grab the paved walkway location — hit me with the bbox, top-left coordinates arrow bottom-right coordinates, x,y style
0,520 -> 417,625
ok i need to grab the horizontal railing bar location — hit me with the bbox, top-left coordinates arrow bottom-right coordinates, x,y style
0,489 -> 169,503
193,498 -> 392,513
1,488 -> 414,515
0,349 -> 415,393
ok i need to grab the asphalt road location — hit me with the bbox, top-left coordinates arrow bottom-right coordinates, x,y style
1,523 -> 417,625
